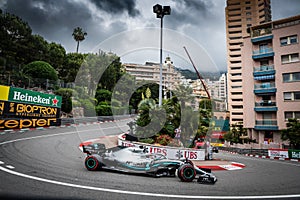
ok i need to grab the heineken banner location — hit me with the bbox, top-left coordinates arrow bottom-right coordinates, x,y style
0,85 -> 62,108
0,85 -> 62,130
288,149 -> 300,159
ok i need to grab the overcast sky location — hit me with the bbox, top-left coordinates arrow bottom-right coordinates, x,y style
1,0 -> 300,72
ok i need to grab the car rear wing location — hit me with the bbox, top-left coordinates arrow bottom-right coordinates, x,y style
81,143 -> 107,155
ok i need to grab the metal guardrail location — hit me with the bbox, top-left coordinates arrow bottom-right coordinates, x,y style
61,115 -> 133,125
218,147 -> 268,156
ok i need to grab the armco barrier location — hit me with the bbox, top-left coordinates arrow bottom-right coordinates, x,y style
219,147 -> 268,156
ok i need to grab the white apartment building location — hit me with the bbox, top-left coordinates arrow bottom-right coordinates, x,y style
123,56 -> 182,92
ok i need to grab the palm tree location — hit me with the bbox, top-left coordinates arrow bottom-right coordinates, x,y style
72,27 -> 87,53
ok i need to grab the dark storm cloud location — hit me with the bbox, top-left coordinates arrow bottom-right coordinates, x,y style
166,0 -> 217,29
91,0 -> 140,17
3,0 -> 94,40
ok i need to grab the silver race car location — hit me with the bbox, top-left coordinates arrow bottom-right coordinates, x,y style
82,143 -> 217,184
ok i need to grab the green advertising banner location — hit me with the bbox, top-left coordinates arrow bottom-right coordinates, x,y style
288,149 -> 300,159
0,85 -> 62,130
7,87 -> 62,108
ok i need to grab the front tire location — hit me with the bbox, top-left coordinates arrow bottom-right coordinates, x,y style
85,155 -> 101,171
177,164 -> 196,182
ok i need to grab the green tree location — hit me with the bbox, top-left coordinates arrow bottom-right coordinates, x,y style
26,35 -> 49,63
281,118 -> 300,149
173,85 -> 195,110
61,53 -> 86,83
47,42 -> 66,71
98,54 -> 124,91
72,27 -> 87,53
95,89 -> 112,105
23,61 -> 58,80
54,88 -> 73,113
0,9 -> 32,68
224,122 -> 247,144
130,83 -> 159,112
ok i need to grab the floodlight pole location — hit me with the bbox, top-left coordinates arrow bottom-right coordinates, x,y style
159,16 -> 163,106
153,4 -> 171,106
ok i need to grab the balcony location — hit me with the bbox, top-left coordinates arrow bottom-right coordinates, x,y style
254,101 -> 278,112
254,82 -> 276,95
252,48 -> 274,60
251,34 -> 273,43
251,27 -> 272,38
255,120 -> 278,130
253,65 -> 275,76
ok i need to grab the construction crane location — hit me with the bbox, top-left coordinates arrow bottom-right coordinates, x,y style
183,46 -> 211,99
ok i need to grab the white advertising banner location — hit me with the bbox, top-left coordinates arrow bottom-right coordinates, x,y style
118,137 -> 205,160
268,149 -> 289,158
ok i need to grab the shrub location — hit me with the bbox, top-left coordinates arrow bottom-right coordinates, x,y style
156,134 -> 172,146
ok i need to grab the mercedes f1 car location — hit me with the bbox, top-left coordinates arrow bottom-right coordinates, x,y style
82,143 -> 217,184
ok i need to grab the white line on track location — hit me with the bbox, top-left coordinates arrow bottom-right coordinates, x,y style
0,131 -> 300,199
0,166 -> 299,199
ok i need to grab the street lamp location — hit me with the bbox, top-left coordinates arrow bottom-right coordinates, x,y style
153,4 -> 171,106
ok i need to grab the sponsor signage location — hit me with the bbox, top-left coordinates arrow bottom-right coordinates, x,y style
268,148 -> 289,158
0,118 -> 60,130
0,101 -> 60,118
0,86 -> 62,108
288,149 -> 300,159
0,85 -> 62,130
118,139 -> 205,160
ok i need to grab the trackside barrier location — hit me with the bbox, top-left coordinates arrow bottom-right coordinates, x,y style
118,133 -> 205,161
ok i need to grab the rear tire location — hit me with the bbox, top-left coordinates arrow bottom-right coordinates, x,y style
177,164 -> 196,182
85,155 -> 101,171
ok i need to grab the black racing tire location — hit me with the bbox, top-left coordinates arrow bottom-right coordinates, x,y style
177,164 -> 196,182
85,155 -> 101,171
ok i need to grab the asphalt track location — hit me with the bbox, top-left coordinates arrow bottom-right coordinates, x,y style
0,120 -> 300,200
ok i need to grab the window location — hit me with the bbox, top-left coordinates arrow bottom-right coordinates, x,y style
246,12 -> 251,16
229,8 -> 241,11
229,36 -> 242,40
229,31 -> 242,34
232,112 -> 243,115
284,92 -> 300,101
259,43 -> 268,52
281,53 -> 299,64
247,18 -> 252,21
231,92 -> 242,95
229,19 -> 242,23
228,25 -> 242,28
232,99 -> 243,101
246,7 -> 251,10
283,72 -> 300,82
231,66 -> 242,70
231,73 -> 242,76
232,86 -> 242,88
280,35 -> 298,46
232,105 -> 243,109
260,60 -> 269,66
285,111 -> 300,120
